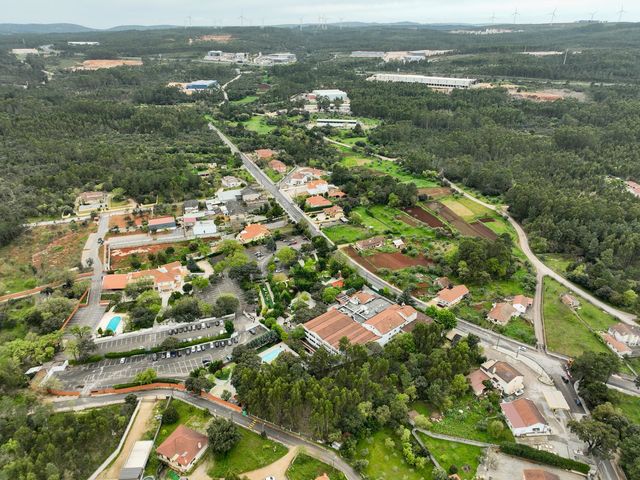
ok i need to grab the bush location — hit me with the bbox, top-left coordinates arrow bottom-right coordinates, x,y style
163,403 -> 179,424
500,442 -> 590,474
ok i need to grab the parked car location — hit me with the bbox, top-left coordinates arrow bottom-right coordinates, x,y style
185,349 -> 191,356
561,375 -> 569,384
120,358 -> 126,364
233,337 -> 239,344
215,320 -> 220,326
191,346 -> 196,353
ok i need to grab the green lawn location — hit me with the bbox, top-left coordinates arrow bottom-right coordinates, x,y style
286,453 -> 347,480
355,429 -> 434,480
155,400 -> 211,445
352,205 -> 435,242
323,224 -> 372,244
418,434 -> 484,480
242,115 -> 276,134
208,427 -> 288,478
540,253 -> 576,275
502,317 -> 538,346
364,159 -> 438,188
232,95 -> 259,105
543,277 -> 616,358
611,390 -> 640,425
340,153 -> 373,167
440,196 -> 493,221
330,135 -> 368,146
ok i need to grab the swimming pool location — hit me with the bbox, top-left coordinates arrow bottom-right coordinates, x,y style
106,316 -> 122,333
260,348 -> 283,364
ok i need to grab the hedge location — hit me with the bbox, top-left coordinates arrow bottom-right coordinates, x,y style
246,330 -> 279,349
112,377 -> 181,389
499,443 -> 590,474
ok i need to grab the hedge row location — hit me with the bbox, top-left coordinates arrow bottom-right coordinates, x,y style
500,442 -> 590,474
112,377 -> 181,390
246,330 -> 279,349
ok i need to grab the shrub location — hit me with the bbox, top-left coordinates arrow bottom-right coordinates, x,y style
500,442 -> 590,474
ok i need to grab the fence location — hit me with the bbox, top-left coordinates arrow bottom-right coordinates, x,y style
60,288 -> 89,330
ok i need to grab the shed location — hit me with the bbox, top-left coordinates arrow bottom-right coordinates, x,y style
542,388 -> 570,411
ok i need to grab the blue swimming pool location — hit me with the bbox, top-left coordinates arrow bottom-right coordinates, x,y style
106,316 -> 122,333
260,348 -> 283,364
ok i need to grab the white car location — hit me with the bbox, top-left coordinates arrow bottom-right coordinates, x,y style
265,476 -> 276,480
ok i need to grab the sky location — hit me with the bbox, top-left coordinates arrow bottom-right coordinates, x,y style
4,0 -> 639,28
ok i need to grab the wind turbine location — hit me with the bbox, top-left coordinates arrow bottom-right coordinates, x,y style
490,11 -> 497,24
589,11 -> 597,21
238,13 -> 246,26
512,8 -> 519,24
617,3 -> 626,22
549,8 -> 557,25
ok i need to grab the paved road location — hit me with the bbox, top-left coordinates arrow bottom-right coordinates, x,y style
50,390 -> 361,480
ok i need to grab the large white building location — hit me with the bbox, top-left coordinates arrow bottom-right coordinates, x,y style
367,73 -> 477,90
501,398 -> 550,437
255,52 -> 297,65
312,89 -> 349,102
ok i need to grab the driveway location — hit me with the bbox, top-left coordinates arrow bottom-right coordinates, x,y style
478,448 -> 584,480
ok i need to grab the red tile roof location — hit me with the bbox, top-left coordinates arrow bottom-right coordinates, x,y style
268,159 -> 287,173
156,425 -> 208,468
323,205 -> 343,217
306,179 -> 328,190
437,285 -> 469,304
602,333 -> 632,354
255,148 -> 276,159
513,295 -> 533,308
328,188 -> 346,198
523,469 -> 560,480
365,304 -> 416,335
501,398 -> 547,428
488,302 -> 517,325
305,308 -> 379,348
467,369 -> 490,396
306,195 -> 332,208
148,216 -> 175,226
102,274 -> 129,290
238,223 -> 270,242
351,292 -> 375,304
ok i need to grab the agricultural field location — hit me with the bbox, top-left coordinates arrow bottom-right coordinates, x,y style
441,196 -> 493,221
0,221 -> 95,295
241,115 -> 277,134
418,434 -> 484,480
543,277 -> 617,357
351,205 -> 437,242
364,159 -> 439,188
231,95 -> 259,105
323,224 -> 372,244
344,246 -> 433,273
286,453 -> 347,480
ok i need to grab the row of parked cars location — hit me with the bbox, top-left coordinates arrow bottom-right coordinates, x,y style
168,320 -> 222,335
150,337 -> 238,362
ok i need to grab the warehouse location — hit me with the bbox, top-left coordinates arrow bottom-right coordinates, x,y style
367,73 -> 477,89
186,80 -> 219,90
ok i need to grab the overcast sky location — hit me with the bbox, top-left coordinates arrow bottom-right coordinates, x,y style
5,0 -> 639,28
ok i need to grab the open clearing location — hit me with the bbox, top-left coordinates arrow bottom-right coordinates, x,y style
344,246 -> 432,272
427,201 -> 496,240
419,186 -> 453,199
242,115 -> 276,134
418,434 -> 483,480
286,452 -> 347,480
364,159 -> 439,188
76,59 -> 143,70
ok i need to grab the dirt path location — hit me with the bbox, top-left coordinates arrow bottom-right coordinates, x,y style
98,400 -> 156,480
243,446 -> 298,480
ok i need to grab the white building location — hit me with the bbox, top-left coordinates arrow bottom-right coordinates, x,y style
608,322 -> 640,346
255,52 -> 297,65
221,176 -> 243,188
367,73 -> 477,90
119,440 -> 154,480
316,119 -> 360,129
68,41 -> 100,46
481,359 -> 524,395
193,220 -> 218,237
312,89 -> 349,102
501,398 -> 550,436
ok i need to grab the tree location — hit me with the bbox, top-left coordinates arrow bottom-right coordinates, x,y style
161,336 -> 181,350
134,368 -> 157,385
162,403 -> 179,424
215,294 -> 240,315
321,287 -> 340,304
124,278 -> 154,298
191,276 -> 210,291
207,418 -> 241,455
487,419 -> 505,439
571,352 -> 620,384
221,390 -> 232,401
569,417 -> 620,458
275,246 -> 297,266
398,288 -> 415,306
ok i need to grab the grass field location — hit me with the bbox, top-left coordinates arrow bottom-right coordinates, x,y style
323,224 -> 372,244
355,429 -> 434,480
232,95 -> 258,104
418,434 -> 484,480
440,196 -> 494,221
340,153 -> 372,167
352,205 -> 436,242
0,221 -> 95,294
543,277 -> 616,357
242,115 -> 276,134
286,453 -> 347,480
208,427 -> 288,478
365,159 -> 438,188
612,390 -> 640,425
540,253 -> 576,275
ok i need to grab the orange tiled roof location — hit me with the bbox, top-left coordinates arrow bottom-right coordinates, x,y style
488,302 -> 517,325
513,295 -> 533,308
438,285 -> 469,303
239,223 -> 270,242
306,195 -> 332,208
500,398 -> 547,428
256,148 -> 276,159
156,425 -> 208,468
365,304 -> 416,335
305,308 -> 379,348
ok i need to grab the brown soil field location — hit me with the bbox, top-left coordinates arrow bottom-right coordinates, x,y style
344,246 -> 432,272
469,221 -> 498,240
108,214 -> 148,230
427,202 -> 482,238
398,214 -> 420,227
418,187 -> 453,199
197,34 -> 233,43
110,242 -> 181,269
78,59 -> 142,70
479,217 -> 495,223
404,206 -> 445,228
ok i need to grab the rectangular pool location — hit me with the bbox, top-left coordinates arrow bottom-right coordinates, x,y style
106,316 -> 122,333
260,347 -> 283,364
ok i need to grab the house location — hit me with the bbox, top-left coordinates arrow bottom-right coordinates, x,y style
237,223 -> 270,243
268,159 -> 287,174
436,285 -> 469,307
626,180 -> 640,198
306,179 -> 329,196
320,205 -> 344,221
328,188 -> 346,198
183,199 -> 199,214
193,220 -> 218,237
255,148 -> 276,160
354,236 -> 385,251
561,293 -> 580,308
304,308 -> 380,354
156,425 -> 208,473
306,195 -> 332,209
241,186 -> 262,203
522,469 -> 560,480
467,368 -> 491,396
434,277 -> 452,290
118,440 -> 154,480
608,322 -> 640,346
487,302 -> 518,326
102,262 -> 188,293
602,333 -> 632,357
363,304 -> 418,345
182,216 -> 197,228
513,295 -> 533,314
217,188 -> 243,203
481,359 -> 524,395
221,176 -> 243,188
148,216 -> 177,232
392,239 -> 405,249
185,79 -> 218,90
501,398 -> 550,436
77,191 -> 108,212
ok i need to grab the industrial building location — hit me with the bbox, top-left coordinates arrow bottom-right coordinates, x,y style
367,73 -> 477,90
255,52 -> 297,65
203,51 -> 248,63
312,89 -> 349,101
186,80 -> 219,90
316,118 -> 360,129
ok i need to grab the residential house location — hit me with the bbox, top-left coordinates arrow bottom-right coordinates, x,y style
77,191 -> 108,212
255,148 -> 276,160
217,188 -> 243,203
467,368 -> 491,396
392,239 -> 405,249
306,195 -> 332,209
148,216 -> 177,232
436,285 -> 469,307
522,469 -> 560,480
182,216 -> 197,228
221,176 -> 243,188
608,322 -> 640,346
487,302 -> 518,326
602,333 -> 632,357
363,304 -> 418,345
512,295 -> 533,314
481,359 -> 524,395
183,199 -> 199,214
354,236 -> 385,251
328,188 -> 346,199
241,186 -> 262,203
237,223 -> 270,244
156,425 -> 208,473
306,179 -> 329,196
268,159 -> 287,174
102,262 -> 188,293
626,180 -> 640,198
317,205 -> 344,222
561,293 -> 580,308
500,398 -> 550,436
193,220 -> 218,237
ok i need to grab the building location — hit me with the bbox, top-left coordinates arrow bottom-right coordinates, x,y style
318,205 -> 345,222
482,360 -> 524,395
467,368 -> 491,396
156,425 -> 208,473
183,199 -> 199,214
68,41 -> 100,46
561,293 -> 580,308
500,398 -> 550,436
435,277 -> 452,290
312,89 -> 349,102
608,322 -> 640,346
118,440 -> 154,480
354,236 -> 385,251
350,51 -> 385,58
221,176 -> 243,188
602,333 -> 633,357
487,302 -> 518,326
182,216 -> 197,228
306,195 -> 332,209
286,167 -> 327,186
328,188 -> 346,198
268,159 -> 287,174
255,52 -> 297,65
626,180 -> 640,198
241,186 -> 262,203
77,191 -> 108,212
102,262 -> 188,293
306,179 -> 329,195
304,308 -> 380,354
436,285 -> 469,307
193,220 -> 218,237
217,188 -> 243,203
363,304 -> 418,344
513,295 -> 533,314
522,470 -> 560,480
185,80 -> 218,90
255,148 -> 276,160
237,223 -> 270,243
12,48 -> 40,56
148,216 -> 177,232
316,119 -> 360,129
203,51 -> 248,63
367,73 -> 477,90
